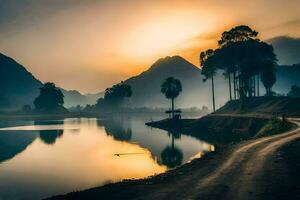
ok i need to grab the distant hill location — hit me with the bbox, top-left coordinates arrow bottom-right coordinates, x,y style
273,63 -> 300,94
0,53 -> 42,109
267,36 -> 300,65
0,53 -> 102,109
122,56 -> 228,108
60,89 -> 103,108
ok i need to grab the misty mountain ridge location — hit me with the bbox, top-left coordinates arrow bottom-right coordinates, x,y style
123,55 -> 228,108
0,53 -> 102,109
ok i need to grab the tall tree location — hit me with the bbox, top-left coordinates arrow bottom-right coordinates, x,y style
261,61 -> 276,96
218,25 -> 259,47
217,25 -> 260,99
34,82 -> 64,111
200,49 -> 217,112
161,77 -> 182,118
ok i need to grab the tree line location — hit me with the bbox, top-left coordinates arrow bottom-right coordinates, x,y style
200,25 -> 277,111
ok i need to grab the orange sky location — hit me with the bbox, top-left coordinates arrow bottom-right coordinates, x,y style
1,0 -> 300,93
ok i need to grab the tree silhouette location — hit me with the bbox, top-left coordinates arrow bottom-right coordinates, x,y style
161,132 -> 183,168
161,77 -> 182,118
218,25 -> 258,47
34,82 -> 64,111
96,82 -> 132,109
39,130 -> 64,145
200,49 -> 217,112
201,25 -> 277,101
261,60 -> 276,96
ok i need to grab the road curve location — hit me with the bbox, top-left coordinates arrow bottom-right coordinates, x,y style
142,118 -> 300,200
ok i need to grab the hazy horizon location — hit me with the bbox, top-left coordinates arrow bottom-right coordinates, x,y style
1,0 -> 300,93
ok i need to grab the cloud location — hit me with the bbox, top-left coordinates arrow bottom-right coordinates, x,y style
265,18 -> 300,31
267,36 -> 300,65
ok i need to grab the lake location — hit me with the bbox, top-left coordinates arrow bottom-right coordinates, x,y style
0,115 -> 214,200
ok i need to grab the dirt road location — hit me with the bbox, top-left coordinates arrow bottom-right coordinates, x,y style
141,118 -> 300,200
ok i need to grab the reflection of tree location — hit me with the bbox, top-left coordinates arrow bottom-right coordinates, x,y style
101,118 -> 132,141
161,131 -> 183,168
0,131 -> 37,163
39,130 -> 63,145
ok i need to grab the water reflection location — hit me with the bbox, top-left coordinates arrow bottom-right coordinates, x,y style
99,118 -> 132,141
34,120 -> 65,145
161,131 -> 183,168
0,130 -> 38,163
0,115 -> 214,200
39,130 -> 64,145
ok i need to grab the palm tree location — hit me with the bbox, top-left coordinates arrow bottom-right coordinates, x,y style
161,132 -> 183,168
161,77 -> 182,118
200,49 -> 217,112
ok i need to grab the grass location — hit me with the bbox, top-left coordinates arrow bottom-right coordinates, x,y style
255,117 -> 294,138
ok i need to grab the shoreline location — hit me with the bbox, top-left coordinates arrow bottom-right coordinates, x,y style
47,115 -> 298,200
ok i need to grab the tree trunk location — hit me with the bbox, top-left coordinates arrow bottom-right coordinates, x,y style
266,87 -> 269,96
171,97 -> 174,118
257,73 -> 260,96
229,73 -> 232,100
211,75 -> 216,112
171,135 -> 175,148
253,76 -> 256,97
233,71 -> 237,100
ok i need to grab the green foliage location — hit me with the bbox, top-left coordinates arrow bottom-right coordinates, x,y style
34,82 -> 64,111
256,117 -> 292,138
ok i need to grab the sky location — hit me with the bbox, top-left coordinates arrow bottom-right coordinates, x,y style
0,0 -> 300,93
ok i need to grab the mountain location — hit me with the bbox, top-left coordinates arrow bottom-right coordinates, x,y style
60,89 -> 103,108
122,56 -> 228,108
0,53 -> 101,109
267,36 -> 300,65
0,53 -> 42,109
273,63 -> 300,94
119,56 -> 300,109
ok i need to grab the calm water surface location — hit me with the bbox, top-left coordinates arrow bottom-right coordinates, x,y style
0,115 -> 214,200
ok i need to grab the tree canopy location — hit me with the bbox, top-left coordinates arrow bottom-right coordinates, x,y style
96,82 -> 132,109
218,25 -> 259,47
200,25 -> 278,101
161,77 -> 182,117
34,82 -> 64,111
161,77 -> 182,100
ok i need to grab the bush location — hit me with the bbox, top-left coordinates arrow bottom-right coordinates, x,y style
256,116 -> 292,138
